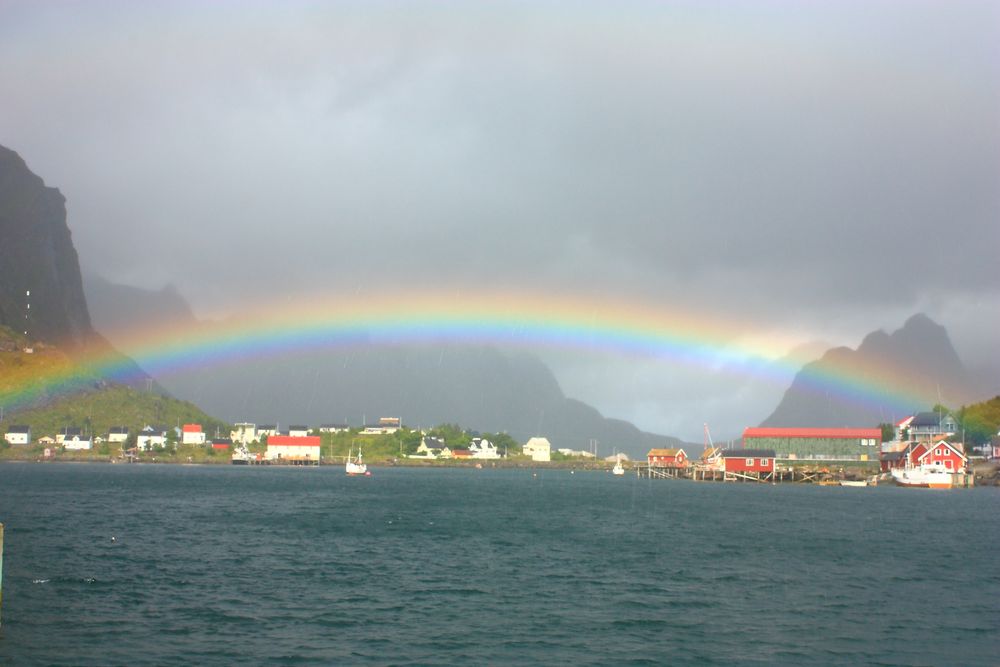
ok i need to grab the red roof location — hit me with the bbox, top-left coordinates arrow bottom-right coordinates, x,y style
743,427 -> 881,439
182,423 -> 202,433
267,435 -> 321,447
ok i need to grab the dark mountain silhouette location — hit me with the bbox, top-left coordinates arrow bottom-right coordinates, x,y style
0,145 -> 152,402
0,145 -> 93,347
761,314 -> 987,428
83,276 -> 684,457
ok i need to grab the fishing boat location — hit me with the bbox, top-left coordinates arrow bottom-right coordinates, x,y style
891,465 -> 953,489
345,446 -> 370,476
612,456 -> 625,476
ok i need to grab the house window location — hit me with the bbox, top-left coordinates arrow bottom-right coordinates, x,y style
745,458 -> 754,466
760,459 -> 769,467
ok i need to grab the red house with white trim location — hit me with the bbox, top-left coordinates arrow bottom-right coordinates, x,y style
647,448 -> 688,468
722,449 -> 775,474
910,440 -> 967,473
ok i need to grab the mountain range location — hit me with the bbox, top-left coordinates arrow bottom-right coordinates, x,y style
81,274 -> 686,456
762,313 -> 986,428
3,142 -> 994,455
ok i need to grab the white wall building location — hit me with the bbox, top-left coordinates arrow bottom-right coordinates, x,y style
107,426 -> 129,444
231,423 -> 257,445
265,435 -> 321,463
137,426 -> 167,451
523,437 -> 552,462
63,435 -> 93,451
181,424 -> 206,445
470,437 -> 501,459
4,425 -> 31,445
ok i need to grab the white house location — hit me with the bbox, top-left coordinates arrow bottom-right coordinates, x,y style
107,426 -> 129,444
319,424 -> 350,433
558,448 -> 596,458
523,437 -> 552,462
412,436 -> 448,459
362,417 -> 401,435
181,423 -> 206,445
257,425 -> 278,440
4,425 -> 31,445
288,425 -> 311,438
469,437 -> 501,459
56,427 -> 82,444
63,435 -> 93,451
137,426 -> 167,451
231,422 -> 257,445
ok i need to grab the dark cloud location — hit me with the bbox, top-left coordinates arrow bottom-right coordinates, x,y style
2,1 -> 997,439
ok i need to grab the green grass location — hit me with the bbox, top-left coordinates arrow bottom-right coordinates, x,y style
2,384 -> 230,443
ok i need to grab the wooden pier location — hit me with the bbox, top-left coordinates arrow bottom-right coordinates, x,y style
641,464 -> 875,484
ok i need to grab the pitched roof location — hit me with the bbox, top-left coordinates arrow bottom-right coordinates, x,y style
744,427 -> 881,439
182,424 -> 202,433
6,425 -> 30,433
647,448 -> 684,457
917,440 -> 967,462
910,412 -> 947,428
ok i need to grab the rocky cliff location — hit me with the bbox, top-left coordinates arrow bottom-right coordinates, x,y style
761,314 -> 985,427
0,145 -> 93,347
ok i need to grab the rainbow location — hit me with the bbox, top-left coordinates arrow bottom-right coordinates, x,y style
2,289 -> 925,417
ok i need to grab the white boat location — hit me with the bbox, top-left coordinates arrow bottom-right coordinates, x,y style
838,480 -> 869,487
612,457 -> 625,476
345,447 -> 370,476
231,443 -> 256,465
891,466 -> 953,489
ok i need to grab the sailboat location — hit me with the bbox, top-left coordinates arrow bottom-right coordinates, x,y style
345,446 -> 370,476
612,454 -> 625,476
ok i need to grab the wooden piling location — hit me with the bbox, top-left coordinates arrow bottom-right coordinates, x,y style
1,522 -> 4,627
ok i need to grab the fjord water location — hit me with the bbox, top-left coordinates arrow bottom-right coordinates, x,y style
0,464 -> 997,666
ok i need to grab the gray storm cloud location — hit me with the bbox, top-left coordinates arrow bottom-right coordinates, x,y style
2,1 -> 997,439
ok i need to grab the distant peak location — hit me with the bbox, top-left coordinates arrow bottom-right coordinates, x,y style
902,313 -> 940,330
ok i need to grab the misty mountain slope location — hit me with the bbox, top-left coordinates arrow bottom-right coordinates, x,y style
83,275 -> 684,456
761,314 -> 987,428
82,271 -> 198,332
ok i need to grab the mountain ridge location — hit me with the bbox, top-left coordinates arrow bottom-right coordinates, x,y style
83,275 -> 686,457
761,313 -> 988,428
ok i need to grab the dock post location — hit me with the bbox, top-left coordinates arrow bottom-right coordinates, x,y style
1,522 -> 4,627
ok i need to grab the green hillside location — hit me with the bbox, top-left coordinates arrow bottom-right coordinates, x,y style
956,396 -> 1000,444
1,325 -> 229,454
2,384 -> 229,443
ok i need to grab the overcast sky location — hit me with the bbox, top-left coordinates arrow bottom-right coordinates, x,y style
2,1 -> 998,440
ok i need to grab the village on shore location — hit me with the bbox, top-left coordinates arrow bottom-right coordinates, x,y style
3,411 -> 999,487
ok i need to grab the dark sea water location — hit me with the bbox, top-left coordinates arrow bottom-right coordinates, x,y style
0,463 -> 997,666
